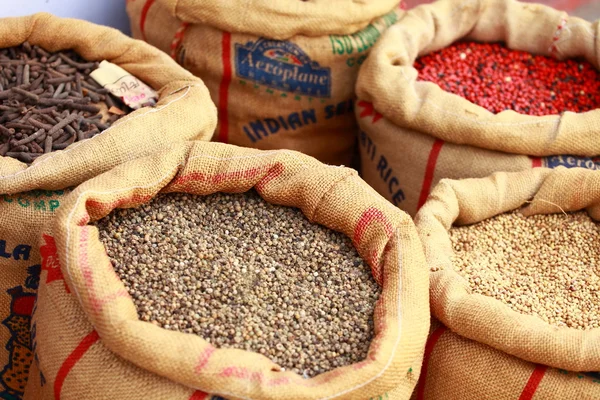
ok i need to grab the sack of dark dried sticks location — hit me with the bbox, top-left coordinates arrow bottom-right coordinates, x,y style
0,13 -> 216,193
0,13 -> 216,400
414,168 -> 600,399
26,141 -> 429,400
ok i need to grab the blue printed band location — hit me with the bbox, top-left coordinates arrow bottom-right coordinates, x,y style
235,39 -> 332,98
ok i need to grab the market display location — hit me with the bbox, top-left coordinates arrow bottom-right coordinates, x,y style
0,42 -> 130,163
97,190 -> 380,378
2,0 -> 598,399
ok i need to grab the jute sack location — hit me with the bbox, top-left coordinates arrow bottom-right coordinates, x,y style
356,0 -> 600,216
26,141 -> 429,400
0,13 -> 217,195
126,0 -> 404,166
413,168 -> 600,399
412,319 -> 600,400
0,190 -> 67,400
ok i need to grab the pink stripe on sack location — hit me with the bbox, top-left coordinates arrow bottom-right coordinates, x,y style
171,22 -> 190,60
195,347 -> 216,373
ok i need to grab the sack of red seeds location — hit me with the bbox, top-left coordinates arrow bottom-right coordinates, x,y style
26,141 -> 429,400
0,13 -> 215,400
356,0 -> 600,216
126,0 -> 404,166
413,168 -> 600,399
0,13 -> 216,194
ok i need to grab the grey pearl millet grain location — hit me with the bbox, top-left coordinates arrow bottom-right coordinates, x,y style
450,210 -> 600,330
96,190 -> 381,378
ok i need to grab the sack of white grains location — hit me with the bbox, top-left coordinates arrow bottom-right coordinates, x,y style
26,141 -> 429,400
413,167 -> 600,399
356,0 -> 600,216
0,14 -> 216,400
126,0 -> 404,166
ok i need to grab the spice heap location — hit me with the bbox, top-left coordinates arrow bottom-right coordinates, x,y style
415,41 -> 600,116
450,211 -> 600,330
97,190 -> 380,378
0,42 -> 128,164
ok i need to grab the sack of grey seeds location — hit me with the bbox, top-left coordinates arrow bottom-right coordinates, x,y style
126,0 -> 404,166
413,168 -> 600,399
27,141 -> 429,400
0,13 -> 216,194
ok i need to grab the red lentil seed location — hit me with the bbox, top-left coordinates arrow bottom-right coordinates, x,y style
415,41 -> 600,116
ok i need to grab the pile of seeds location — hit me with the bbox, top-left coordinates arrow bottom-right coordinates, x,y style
415,41 -> 600,116
0,42 -> 129,164
96,190 -> 380,378
449,210 -> 600,330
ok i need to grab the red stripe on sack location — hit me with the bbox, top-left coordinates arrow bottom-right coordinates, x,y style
189,391 -> 210,400
218,32 -> 233,143
139,0 -> 156,42
415,326 -> 447,400
170,22 -> 190,60
417,139 -> 444,211
353,207 -> 394,247
54,330 -> 100,400
531,157 -> 543,168
518,365 -> 548,400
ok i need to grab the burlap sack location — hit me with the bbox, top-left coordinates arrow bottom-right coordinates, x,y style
26,141 -> 429,400
413,319 -> 600,400
413,167 -> 600,399
126,0 -> 404,166
0,15 -> 216,398
0,190 -> 67,400
356,0 -> 600,216
0,13 -> 217,194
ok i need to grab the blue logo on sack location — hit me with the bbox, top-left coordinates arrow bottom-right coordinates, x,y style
235,39 -> 331,98
544,155 -> 600,170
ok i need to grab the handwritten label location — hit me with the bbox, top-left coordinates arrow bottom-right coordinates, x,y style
90,61 -> 158,110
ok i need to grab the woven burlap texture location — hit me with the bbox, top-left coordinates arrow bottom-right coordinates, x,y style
413,319 -> 600,400
0,13 -> 217,194
28,141 -> 429,400
415,167 -> 600,373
